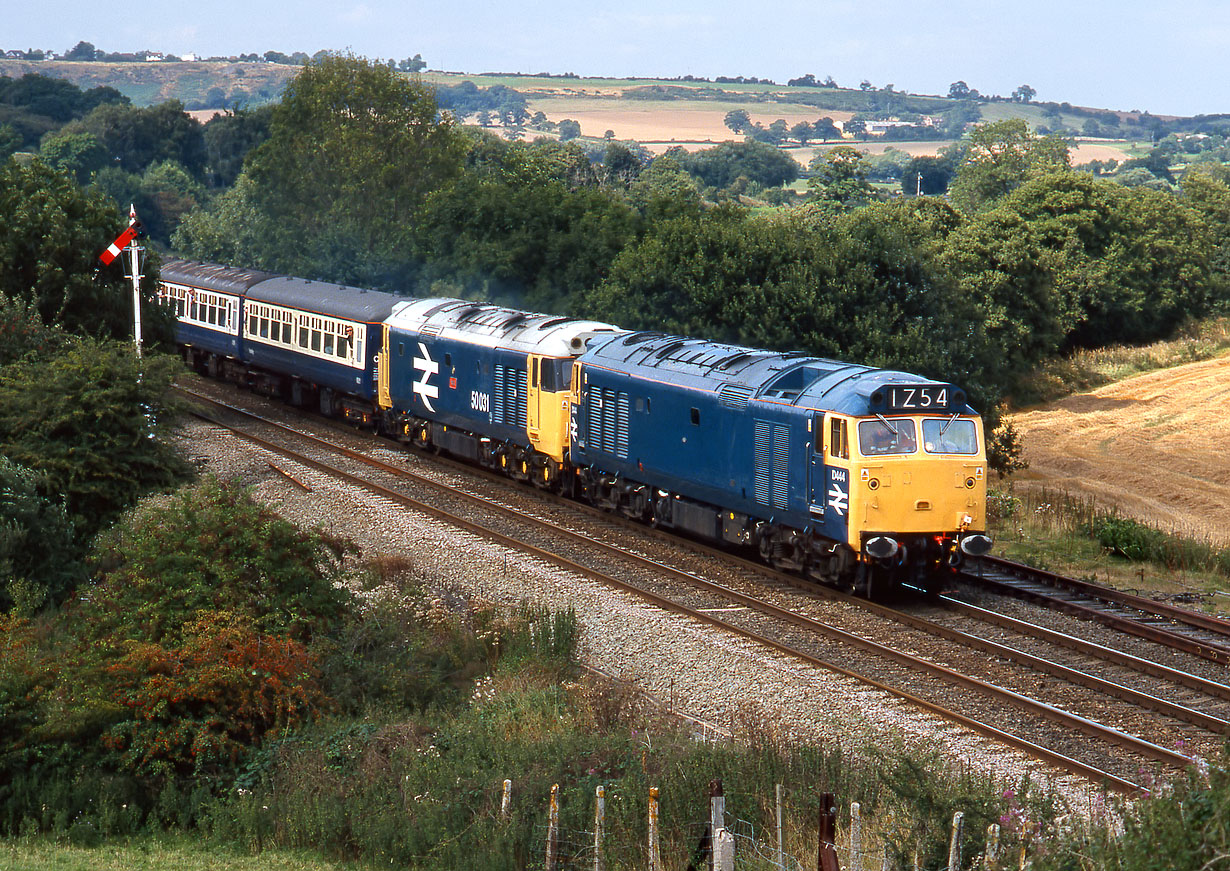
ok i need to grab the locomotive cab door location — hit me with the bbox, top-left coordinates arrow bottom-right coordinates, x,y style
814,415 -> 852,529
527,355 -> 542,442
808,413 -> 827,515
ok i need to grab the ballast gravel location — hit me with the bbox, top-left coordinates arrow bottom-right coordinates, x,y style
176,418 -> 1109,815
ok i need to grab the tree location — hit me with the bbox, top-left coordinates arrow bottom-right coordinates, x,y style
948,81 -> 971,100
413,139 -> 640,311
241,54 -> 467,286
808,146 -> 874,210
202,104 -> 274,187
0,338 -> 191,540
1012,84 -> 1037,103
63,41 -> 97,61
791,121 -> 814,146
0,456 -> 84,615
71,100 -> 207,177
675,140 -> 800,189
901,155 -> 956,197
37,130 -> 108,182
947,119 -> 1070,213
843,119 -> 867,139
724,109 -> 752,134
813,117 -> 842,141
0,159 -> 174,343
557,119 -> 582,141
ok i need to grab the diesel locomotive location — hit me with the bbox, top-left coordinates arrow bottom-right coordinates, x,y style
160,257 -> 991,595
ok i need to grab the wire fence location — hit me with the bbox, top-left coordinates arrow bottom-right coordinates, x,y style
521,779 -> 1016,871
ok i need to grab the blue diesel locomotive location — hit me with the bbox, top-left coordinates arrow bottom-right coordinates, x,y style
159,258 -> 991,594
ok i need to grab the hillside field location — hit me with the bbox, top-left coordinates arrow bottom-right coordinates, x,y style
1009,353 -> 1230,545
4,60 -> 1140,166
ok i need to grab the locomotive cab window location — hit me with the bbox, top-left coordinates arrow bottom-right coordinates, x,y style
830,418 -> 849,460
922,418 -> 979,454
540,359 -> 572,392
858,418 -> 918,456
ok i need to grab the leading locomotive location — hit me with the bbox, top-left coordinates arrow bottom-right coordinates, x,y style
160,257 -> 991,595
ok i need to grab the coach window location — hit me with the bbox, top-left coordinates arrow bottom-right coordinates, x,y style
299,326 -> 309,347
283,322 -> 294,344
311,328 -> 321,352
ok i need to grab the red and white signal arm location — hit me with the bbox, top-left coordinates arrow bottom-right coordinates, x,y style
99,224 -> 139,266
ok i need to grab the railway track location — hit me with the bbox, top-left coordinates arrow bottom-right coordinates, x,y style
177,382 -> 1225,793
961,556 -> 1230,666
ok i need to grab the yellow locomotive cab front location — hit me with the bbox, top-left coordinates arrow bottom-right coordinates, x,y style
846,413 -> 990,565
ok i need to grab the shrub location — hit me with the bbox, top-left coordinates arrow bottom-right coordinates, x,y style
83,476 -> 354,644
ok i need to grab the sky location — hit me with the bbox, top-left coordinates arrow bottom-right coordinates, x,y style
8,0 -> 1230,117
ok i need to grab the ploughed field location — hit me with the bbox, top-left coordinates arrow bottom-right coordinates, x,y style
1009,353 -> 1230,545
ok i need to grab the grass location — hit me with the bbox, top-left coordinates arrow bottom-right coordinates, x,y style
986,485 -> 1230,612
0,836 -> 353,871
1013,317 -> 1230,407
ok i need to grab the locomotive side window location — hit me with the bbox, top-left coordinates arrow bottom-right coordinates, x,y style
690,407 -> 700,426
830,418 -> 849,459
922,418 -> 979,454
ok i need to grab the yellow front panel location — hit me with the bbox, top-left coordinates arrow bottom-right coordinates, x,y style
846,415 -> 987,546
531,388 -> 571,463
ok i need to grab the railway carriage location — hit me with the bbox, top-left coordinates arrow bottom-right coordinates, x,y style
159,258 -> 399,425
242,275 -> 397,423
159,258 -> 274,376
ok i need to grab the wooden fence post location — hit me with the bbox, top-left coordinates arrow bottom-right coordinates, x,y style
947,811 -> 965,871
545,783 -> 560,871
984,823 -> 1000,871
594,785 -> 605,871
818,792 -> 840,871
775,783 -> 785,871
850,801 -> 862,871
648,786 -> 662,871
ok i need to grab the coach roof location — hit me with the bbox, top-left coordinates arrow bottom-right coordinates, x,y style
246,275 -> 402,323
160,257 -> 278,295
